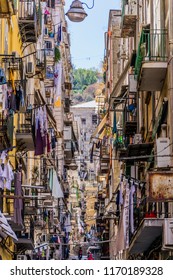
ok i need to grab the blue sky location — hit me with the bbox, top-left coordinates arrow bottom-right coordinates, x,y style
64,0 -> 121,69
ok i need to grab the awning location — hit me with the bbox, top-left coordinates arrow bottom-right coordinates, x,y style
109,56 -> 132,110
112,85 -> 128,109
91,113 -> 108,139
0,211 -> 18,241
119,142 -> 154,163
52,170 -> 64,198
99,127 -> 107,140
14,238 -> 34,250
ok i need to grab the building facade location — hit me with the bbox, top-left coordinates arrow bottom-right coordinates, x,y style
0,0 -> 75,260
92,0 -> 173,260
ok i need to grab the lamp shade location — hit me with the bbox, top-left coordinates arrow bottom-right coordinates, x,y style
66,0 -> 88,22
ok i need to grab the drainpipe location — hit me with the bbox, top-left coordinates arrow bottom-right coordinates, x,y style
136,0 -> 139,133
168,0 -> 173,161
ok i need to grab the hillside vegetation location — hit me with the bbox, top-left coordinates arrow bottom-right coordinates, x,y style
71,68 -> 104,105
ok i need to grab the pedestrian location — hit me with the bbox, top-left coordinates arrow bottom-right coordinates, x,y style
87,251 -> 94,260
78,246 -> 82,260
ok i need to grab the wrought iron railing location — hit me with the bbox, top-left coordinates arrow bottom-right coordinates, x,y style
128,196 -> 172,244
135,29 -> 168,78
46,67 -> 54,79
122,0 -> 136,19
0,114 -> 13,145
7,114 -> 14,145
36,49 -> 46,69
45,49 -> 54,57
18,0 -> 36,20
16,123 -> 32,134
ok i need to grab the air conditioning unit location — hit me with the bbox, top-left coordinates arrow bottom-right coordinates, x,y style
163,218 -> 173,248
133,134 -> 142,144
26,62 -> 34,74
156,137 -> 171,168
17,255 -> 27,260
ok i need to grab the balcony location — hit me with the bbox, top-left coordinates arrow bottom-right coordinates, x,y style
64,140 -> 73,165
14,222 -> 34,251
24,205 -> 37,215
45,49 -> 55,65
135,29 -> 168,91
0,114 -> 14,149
0,0 -> 16,18
121,142 -> 154,164
64,97 -> 71,113
18,0 -> 38,43
129,218 -> 163,255
44,62 -> 54,87
124,98 -> 137,136
121,0 -> 137,38
16,123 -> 35,151
126,180 -> 172,255
35,49 -> 46,78
100,145 -> 110,173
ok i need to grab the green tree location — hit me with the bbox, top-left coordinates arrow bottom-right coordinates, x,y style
72,68 -> 98,91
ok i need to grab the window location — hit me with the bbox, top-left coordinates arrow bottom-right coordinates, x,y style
81,118 -> 86,125
92,114 -> 97,125
47,0 -> 55,8
45,41 -> 53,49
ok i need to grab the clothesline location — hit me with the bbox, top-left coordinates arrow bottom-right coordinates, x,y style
121,173 -> 146,186
0,146 -> 16,153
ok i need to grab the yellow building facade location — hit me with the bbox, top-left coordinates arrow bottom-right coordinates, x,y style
0,1 -> 23,260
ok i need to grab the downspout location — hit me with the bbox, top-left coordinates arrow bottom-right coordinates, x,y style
136,0 -> 140,133
168,0 -> 173,161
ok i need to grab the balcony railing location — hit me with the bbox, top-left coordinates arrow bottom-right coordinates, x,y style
126,196 -> 173,255
45,49 -> 55,65
16,123 -> 35,151
18,0 -> 36,20
121,0 -> 137,37
46,67 -> 54,79
18,0 -> 38,43
0,114 -> 14,147
135,29 -> 168,79
36,49 -> 46,71
0,0 -> 17,17
123,97 -> 137,136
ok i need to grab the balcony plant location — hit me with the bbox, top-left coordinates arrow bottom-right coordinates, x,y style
55,46 -> 61,62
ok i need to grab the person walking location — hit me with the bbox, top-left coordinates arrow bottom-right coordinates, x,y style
78,246 -> 83,260
87,251 -> 94,260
